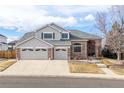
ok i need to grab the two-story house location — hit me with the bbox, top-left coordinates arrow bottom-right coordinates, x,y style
0,34 -> 8,51
15,23 -> 102,60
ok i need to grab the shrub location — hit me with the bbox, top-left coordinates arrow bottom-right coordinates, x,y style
101,48 -> 117,59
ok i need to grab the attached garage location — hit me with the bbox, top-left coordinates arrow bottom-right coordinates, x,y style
54,48 -> 68,60
16,36 -> 70,60
16,37 -> 53,60
20,48 -> 48,60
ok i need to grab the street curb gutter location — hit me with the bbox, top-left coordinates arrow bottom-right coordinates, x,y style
0,74 -> 124,80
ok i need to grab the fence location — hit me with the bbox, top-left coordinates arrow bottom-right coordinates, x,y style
0,50 -> 16,59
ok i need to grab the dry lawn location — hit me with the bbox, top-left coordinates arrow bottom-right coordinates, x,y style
110,66 -> 124,75
69,62 -> 104,74
101,59 -> 114,66
0,61 -> 16,72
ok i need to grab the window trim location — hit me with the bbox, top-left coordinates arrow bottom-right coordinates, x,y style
61,32 -> 69,39
43,32 -> 54,40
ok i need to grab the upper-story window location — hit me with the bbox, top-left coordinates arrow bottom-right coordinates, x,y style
43,32 -> 54,40
61,32 -> 69,39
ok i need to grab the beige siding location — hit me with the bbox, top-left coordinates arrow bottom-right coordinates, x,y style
35,26 -> 61,40
0,36 -> 7,43
54,45 -> 70,48
17,38 -> 52,48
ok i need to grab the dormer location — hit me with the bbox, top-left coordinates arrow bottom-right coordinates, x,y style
35,23 -> 70,40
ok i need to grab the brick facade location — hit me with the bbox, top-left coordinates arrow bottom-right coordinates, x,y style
67,48 -> 71,60
17,40 -> 101,60
71,39 -> 101,60
16,48 -> 20,60
87,40 -> 95,56
48,48 -> 54,60
95,39 -> 101,57
71,41 -> 87,60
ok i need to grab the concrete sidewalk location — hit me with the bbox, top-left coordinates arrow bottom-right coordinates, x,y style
0,60 -> 124,80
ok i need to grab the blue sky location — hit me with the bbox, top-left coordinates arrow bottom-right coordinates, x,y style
0,5 -> 111,42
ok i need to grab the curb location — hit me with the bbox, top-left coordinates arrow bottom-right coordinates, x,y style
0,74 -> 124,80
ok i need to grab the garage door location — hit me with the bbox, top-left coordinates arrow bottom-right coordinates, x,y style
54,48 -> 68,60
20,48 -> 48,60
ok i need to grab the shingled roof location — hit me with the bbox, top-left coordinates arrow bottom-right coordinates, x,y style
18,32 -> 34,42
45,40 -> 71,45
70,30 -> 102,40
0,34 -> 6,38
17,23 -> 102,45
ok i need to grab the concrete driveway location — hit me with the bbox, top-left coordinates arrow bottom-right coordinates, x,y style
0,60 -> 70,76
1,60 -> 124,80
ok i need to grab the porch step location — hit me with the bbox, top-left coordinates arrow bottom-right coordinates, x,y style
90,60 -> 101,64
96,63 -> 107,68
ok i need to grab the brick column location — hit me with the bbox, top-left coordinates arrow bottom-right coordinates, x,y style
67,48 -> 71,60
16,48 -> 20,60
48,48 -> 51,60
48,48 -> 54,60
85,41 -> 88,59
95,39 -> 101,58
51,48 -> 54,60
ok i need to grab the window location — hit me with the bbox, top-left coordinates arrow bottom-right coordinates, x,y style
74,46 -> 81,52
44,33 -> 53,39
56,49 -> 60,51
22,49 -> 27,51
41,49 -> 47,51
55,49 -> 66,51
73,43 -> 81,52
22,48 -> 33,51
35,49 -> 41,51
62,49 -> 66,51
61,33 -> 69,39
42,32 -> 54,39
28,49 -> 33,51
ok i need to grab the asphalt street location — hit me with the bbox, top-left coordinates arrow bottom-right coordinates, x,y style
0,76 -> 124,88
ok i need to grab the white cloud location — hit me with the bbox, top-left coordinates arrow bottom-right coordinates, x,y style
7,36 -> 19,42
79,18 -> 83,21
84,14 -> 95,21
0,5 -> 112,35
0,25 -> 17,30
0,6 -> 78,32
0,5 -> 111,42
51,5 -> 111,16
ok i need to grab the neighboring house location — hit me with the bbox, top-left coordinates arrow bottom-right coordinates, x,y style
0,34 -> 8,51
8,40 -> 18,50
16,23 -> 102,60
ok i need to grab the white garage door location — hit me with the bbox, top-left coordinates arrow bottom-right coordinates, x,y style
54,48 -> 68,60
20,48 -> 48,60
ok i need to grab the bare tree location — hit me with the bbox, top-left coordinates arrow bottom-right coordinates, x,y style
95,12 -> 110,48
108,6 -> 124,60
107,22 -> 123,60
95,5 -> 124,60
95,12 -> 108,37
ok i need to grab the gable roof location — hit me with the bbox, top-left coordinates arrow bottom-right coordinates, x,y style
0,42 -> 7,44
50,23 -> 70,32
0,34 -> 7,38
70,30 -> 102,40
17,23 -> 102,46
16,36 -> 53,47
45,40 -> 71,46
36,23 -> 69,33
18,31 -> 34,43
8,40 -> 18,45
